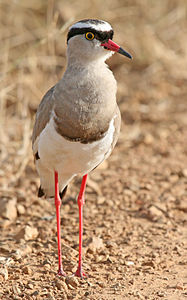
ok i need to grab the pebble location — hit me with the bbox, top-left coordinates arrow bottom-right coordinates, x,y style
97,197 -> 106,205
65,276 -> 79,288
125,261 -> 134,266
0,256 -> 14,266
97,281 -> 105,288
12,245 -> 32,260
44,264 -> 51,270
17,204 -> 25,215
144,133 -> 154,144
175,283 -> 184,290
22,265 -> 32,275
87,236 -> 104,253
15,225 -> 39,241
0,245 -> 11,254
12,250 -> 22,260
55,279 -> 68,292
12,284 -> 21,295
0,266 -> 8,280
182,168 -> 187,177
149,205 -> 163,220
169,174 -> 179,183
0,197 -> 17,222
31,291 -> 39,296
141,260 -> 155,268
45,293 -> 55,300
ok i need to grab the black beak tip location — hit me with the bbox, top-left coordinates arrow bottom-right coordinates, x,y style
118,47 -> 132,59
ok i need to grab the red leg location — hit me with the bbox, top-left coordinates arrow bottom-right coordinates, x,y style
75,174 -> 88,278
54,171 -> 66,276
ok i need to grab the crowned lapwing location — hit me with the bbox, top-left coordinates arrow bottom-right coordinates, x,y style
32,19 -> 132,278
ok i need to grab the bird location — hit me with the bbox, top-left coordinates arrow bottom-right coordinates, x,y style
32,18 -> 132,278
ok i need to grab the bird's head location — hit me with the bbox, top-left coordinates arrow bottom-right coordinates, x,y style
67,19 -> 132,64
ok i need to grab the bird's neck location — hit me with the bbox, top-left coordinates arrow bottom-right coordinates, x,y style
66,56 -> 107,71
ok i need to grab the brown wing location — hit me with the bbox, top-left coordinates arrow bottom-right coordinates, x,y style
32,86 -> 55,151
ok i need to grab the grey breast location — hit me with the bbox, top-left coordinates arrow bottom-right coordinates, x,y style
53,70 -> 117,144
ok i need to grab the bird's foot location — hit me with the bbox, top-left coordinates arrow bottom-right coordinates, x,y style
74,267 -> 87,278
57,267 -> 66,276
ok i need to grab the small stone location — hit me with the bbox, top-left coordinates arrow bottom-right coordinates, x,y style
44,264 -> 51,270
31,291 -> 39,296
17,204 -> 25,215
149,205 -> 163,220
88,236 -> 104,253
0,256 -> 13,266
15,225 -> 38,241
105,241 -> 117,248
95,255 -> 103,263
64,204 -> 70,212
12,245 -> 32,260
65,276 -> 79,288
175,283 -> 184,290
27,283 -> 34,289
144,133 -> 154,144
0,198 -> 17,221
124,189 -> 134,196
12,250 -> 22,260
169,174 -> 179,183
43,259 -> 51,265
125,261 -> 134,266
45,293 -> 55,300
55,279 -> 68,292
0,245 -> 11,254
97,197 -> 106,205
181,168 -> 187,177
136,291 -> 144,299
98,281 -> 105,288
22,265 -> 32,275
0,266 -> 8,280
142,260 -> 155,268
156,291 -> 165,297
12,284 -> 21,295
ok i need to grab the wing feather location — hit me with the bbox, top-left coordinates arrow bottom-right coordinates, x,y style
32,86 -> 55,153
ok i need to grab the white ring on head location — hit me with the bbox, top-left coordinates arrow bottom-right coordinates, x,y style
69,21 -> 112,32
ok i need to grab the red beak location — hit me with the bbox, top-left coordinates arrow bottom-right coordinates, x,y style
101,39 -> 132,59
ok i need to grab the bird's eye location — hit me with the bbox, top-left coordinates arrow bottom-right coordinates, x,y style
85,32 -> 95,40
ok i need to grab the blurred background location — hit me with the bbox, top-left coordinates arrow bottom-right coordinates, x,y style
0,0 -> 186,187
0,0 -> 186,298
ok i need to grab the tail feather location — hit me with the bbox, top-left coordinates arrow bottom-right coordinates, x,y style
38,185 -> 45,197
38,184 -> 68,200
59,186 -> 68,199
36,160 -> 71,199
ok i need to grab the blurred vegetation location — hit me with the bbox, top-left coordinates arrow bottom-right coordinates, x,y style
0,0 -> 186,186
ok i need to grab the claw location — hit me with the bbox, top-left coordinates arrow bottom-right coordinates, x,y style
75,267 -> 87,278
58,267 -> 66,277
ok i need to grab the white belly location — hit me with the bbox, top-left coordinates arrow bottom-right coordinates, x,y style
35,116 -> 115,197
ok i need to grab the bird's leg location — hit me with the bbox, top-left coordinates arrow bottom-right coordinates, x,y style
75,174 -> 88,278
54,171 -> 66,276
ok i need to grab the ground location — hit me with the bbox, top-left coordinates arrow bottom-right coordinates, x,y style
0,1 -> 187,299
